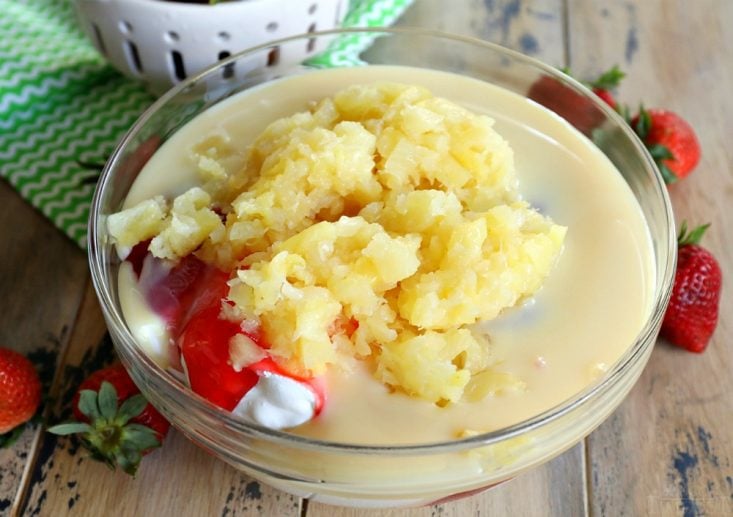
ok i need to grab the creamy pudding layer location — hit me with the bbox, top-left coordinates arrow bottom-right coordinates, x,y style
117,66 -> 654,445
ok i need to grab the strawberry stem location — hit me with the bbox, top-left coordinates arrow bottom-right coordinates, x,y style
678,221 -> 711,246
658,163 -> 679,184
557,65 -> 625,91
677,221 -> 710,247
634,105 -> 651,138
618,104 -> 632,124
47,381 -> 161,476
589,65 -> 625,90
630,106 -> 679,184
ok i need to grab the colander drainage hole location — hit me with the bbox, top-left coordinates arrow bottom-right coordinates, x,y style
267,46 -> 280,67
218,51 -> 234,79
91,23 -> 107,56
334,0 -> 342,24
124,40 -> 143,74
119,20 -> 133,34
307,23 -> 317,52
170,50 -> 186,81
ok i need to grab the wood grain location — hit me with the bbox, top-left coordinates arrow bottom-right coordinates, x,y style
397,0 -> 566,65
0,178 -> 89,516
567,1 -> 733,515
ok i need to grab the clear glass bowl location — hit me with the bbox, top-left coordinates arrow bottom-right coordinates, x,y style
89,28 -> 675,508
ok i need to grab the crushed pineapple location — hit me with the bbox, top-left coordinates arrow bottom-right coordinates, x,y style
149,187 -> 224,260
107,196 -> 167,248
109,82 -> 567,404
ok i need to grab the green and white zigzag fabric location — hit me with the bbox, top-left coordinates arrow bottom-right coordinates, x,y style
0,0 -> 412,249
307,0 -> 413,67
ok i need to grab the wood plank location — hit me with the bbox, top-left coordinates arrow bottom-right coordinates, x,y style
21,284 -> 301,517
567,1 -> 733,515
0,179 -> 89,516
396,0 -> 567,65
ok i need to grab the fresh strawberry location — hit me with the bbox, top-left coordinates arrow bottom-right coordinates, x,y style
0,347 -> 41,437
48,363 -> 170,475
592,88 -> 618,109
527,75 -> 605,135
529,65 -> 624,130
631,107 -> 701,183
588,65 -> 625,110
660,222 -> 722,353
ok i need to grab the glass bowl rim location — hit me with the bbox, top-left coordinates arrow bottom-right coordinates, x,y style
89,26 -> 676,455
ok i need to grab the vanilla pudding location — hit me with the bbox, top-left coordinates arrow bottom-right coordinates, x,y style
114,65 -> 654,446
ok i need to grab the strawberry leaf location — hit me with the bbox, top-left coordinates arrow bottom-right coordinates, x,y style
677,220 -> 688,240
98,381 -> 118,421
48,422 -> 94,435
117,394 -> 148,424
678,221 -> 711,246
634,105 -> 651,138
123,424 -> 161,450
116,450 -> 139,476
647,144 -> 674,161
647,143 -> 679,184
659,163 -> 679,184
119,447 -> 144,476
77,389 -> 100,420
618,104 -> 632,124
590,65 -> 625,90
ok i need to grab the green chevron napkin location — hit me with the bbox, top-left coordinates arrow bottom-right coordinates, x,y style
0,0 -> 412,249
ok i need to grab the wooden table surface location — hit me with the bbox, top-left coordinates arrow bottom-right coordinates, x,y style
2,1 -> 732,515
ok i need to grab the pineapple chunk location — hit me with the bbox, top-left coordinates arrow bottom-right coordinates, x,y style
107,196 -> 168,249
262,286 -> 342,376
376,329 -> 484,403
149,187 -> 224,260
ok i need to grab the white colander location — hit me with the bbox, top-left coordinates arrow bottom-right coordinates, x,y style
74,0 -> 348,93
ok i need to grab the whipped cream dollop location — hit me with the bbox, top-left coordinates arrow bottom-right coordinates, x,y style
232,371 -> 318,429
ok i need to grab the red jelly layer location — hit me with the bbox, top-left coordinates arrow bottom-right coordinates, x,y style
129,248 -> 324,414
